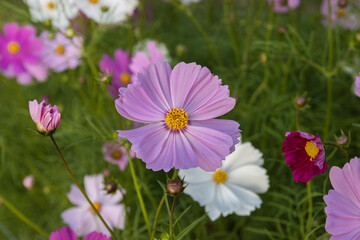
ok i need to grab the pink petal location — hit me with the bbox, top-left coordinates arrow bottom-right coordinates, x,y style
49,226 -> 77,240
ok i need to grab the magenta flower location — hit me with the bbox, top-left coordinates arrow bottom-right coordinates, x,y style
99,49 -> 132,98
0,22 -> 47,84
50,226 -> 110,240
61,174 -> 125,237
29,99 -> 61,135
321,0 -> 360,29
102,139 -> 135,171
355,73 -> 360,97
268,0 -> 300,13
40,31 -> 82,72
281,131 -> 326,182
116,61 -> 240,172
129,41 -> 165,80
324,157 -> 360,239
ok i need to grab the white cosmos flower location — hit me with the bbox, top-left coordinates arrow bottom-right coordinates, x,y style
75,0 -> 138,24
179,140 -> 269,221
24,0 -> 78,29
61,174 -> 125,237
181,0 -> 202,5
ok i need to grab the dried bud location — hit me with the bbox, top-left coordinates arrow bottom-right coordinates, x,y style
102,169 -> 111,177
278,26 -> 287,34
167,179 -> 183,195
105,181 -> 117,194
295,96 -> 307,107
23,175 -> 35,190
338,0 -> 347,8
336,135 -> 348,145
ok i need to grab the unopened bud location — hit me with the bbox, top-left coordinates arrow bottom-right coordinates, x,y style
338,0 -> 347,8
99,73 -> 112,85
102,169 -> 111,177
336,135 -> 348,145
176,44 -> 187,57
167,179 -> 183,195
23,175 -> 35,190
105,181 -> 117,194
278,26 -> 287,34
260,53 -> 267,64
101,6 -> 109,12
65,28 -> 75,38
295,96 -> 307,107
356,33 -> 360,42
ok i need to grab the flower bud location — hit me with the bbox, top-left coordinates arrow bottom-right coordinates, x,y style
167,179 -> 183,195
278,26 -> 287,34
338,0 -> 347,8
260,53 -> 267,64
29,99 -> 61,136
102,169 -> 111,177
336,135 -> 348,145
295,96 -> 307,107
23,175 -> 35,190
105,181 -> 117,194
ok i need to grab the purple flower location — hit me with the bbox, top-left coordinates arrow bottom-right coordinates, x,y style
29,99 -> 61,135
50,226 -> 110,240
99,49 -> 132,98
102,139 -> 135,171
40,31 -> 82,72
281,131 -> 326,183
129,41 -> 165,80
0,22 -> 48,84
268,0 -> 300,13
321,0 -> 360,29
61,174 -> 125,237
323,157 -> 360,239
355,73 -> 360,97
116,61 -> 240,172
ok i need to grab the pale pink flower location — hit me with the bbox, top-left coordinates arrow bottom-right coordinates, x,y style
29,99 -> 61,135
102,139 -> 134,171
23,175 -> 35,190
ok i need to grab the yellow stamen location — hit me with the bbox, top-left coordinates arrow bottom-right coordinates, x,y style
90,202 -> 101,213
164,107 -> 188,130
112,150 -> 122,159
120,73 -> 131,84
338,9 -> 346,18
305,141 -> 319,161
47,1 -> 55,9
7,42 -> 20,54
88,0 -> 99,4
213,170 -> 227,183
55,44 -> 65,55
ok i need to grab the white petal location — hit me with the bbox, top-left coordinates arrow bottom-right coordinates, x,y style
101,204 -> 126,230
228,165 -> 269,193
183,181 -> 216,206
61,207 -> 95,237
84,174 -> 104,201
223,142 -> 263,171
226,183 -> 262,214
178,168 -> 212,183
67,184 -> 87,206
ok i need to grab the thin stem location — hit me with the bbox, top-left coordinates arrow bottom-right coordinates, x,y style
151,195 -> 165,239
305,181 -> 313,236
0,195 -> 49,238
296,109 -> 300,131
324,142 -> 350,160
126,147 -> 151,236
169,196 -> 177,240
50,135 -> 117,240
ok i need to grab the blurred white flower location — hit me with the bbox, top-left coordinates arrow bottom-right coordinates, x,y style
61,174 -> 125,237
75,0 -> 138,24
24,0 -> 78,29
179,140 -> 269,221
181,0 -> 202,5
23,175 -> 35,190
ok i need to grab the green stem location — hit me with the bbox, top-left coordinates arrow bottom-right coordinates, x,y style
169,196 -> 177,240
126,147 -> 151,236
50,135 -> 117,240
224,0 -> 241,66
0,195 -> 49,238
151,195 -> 165,239
305,181 -> 313,235
296,109 -> 300,131
324,142 -> 350,160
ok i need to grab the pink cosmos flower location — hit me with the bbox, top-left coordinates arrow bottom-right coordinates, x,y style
268,0 -> 300,13
355,73 -> 360,97
29,99 -> 61,135
129,41 -> 165,80
50,226 -> 110,240
99,49 -> 132,98
281,131 -> 326,183
321,0 -> 360,29
61,174 -> 125,237
23,175 -> 35,190
0,22 -> 48,84
102,139 -> 135,171
40,31 -> 82,72
323,157 -> 360,239
116,61 -> 241,172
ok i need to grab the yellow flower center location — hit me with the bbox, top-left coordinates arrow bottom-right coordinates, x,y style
88,0 -> 99,4
338,9 -> 346,18
112,150 -> 122,159
213,170 -> 227,183
55,44 -> 65,55
90,202 -> 101,213
120,73 -> 131,84
305,141 -> 319,161
7,42 -> 20,54
47,1 -> 55,9
165,108 -> 188,130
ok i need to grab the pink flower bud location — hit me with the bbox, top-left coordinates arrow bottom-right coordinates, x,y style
23,175 -> 35,190
29,99 -> 61,135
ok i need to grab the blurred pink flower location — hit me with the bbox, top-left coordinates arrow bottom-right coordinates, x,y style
102,139 -> 135,171
50,226 -> 110,240
355,73 -> 360,97
23,175 -> 35,190
61,174 -> 125,237
0,22 -> 48,84
268,0 -> 300,13
321,0 -> 360,29
40,31 -> 82,72
29,99 -> 61,135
